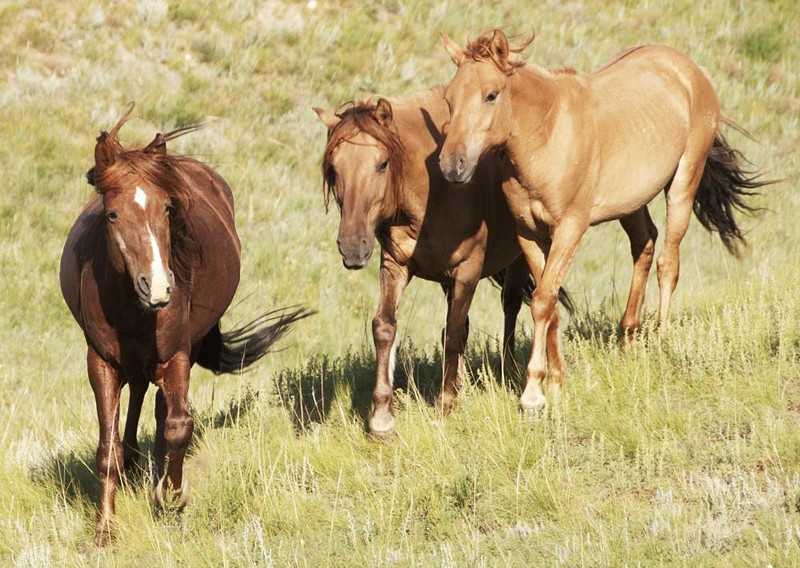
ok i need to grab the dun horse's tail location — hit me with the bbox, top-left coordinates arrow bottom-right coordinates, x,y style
197,307 -> 313,374
693,122 -> 774,257
489,271 -> 575,317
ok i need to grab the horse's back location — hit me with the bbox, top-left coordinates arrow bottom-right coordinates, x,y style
591,45 -> 719,118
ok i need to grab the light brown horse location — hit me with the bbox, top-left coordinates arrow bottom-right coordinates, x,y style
438,30 -> 771,411
60,106 -> 310,544
315,92 -> 572,434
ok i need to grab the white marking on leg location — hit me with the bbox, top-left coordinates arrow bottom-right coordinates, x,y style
134,186 -> 147,209
147,224 -> 171,302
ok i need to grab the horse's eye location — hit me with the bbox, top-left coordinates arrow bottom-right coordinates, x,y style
377,160 -> 389,173
165,204 -> 173,217
485,92 -> 498,103
105,210 -> 118,222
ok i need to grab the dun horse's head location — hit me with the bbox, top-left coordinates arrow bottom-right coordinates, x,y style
315,99 -> 404,269
439,29 -> 530,183
87,106 -> 184,310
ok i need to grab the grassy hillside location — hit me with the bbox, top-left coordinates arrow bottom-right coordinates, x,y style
1,0 -> 798,565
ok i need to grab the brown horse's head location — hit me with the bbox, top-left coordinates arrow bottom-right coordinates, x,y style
439,29 -> 532,183
87,106 -> 200,309
315,99 -> 404,269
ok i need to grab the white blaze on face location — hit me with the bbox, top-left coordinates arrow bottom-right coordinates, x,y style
134,186 -> 147,209
147,225 -> 171,302
135,186 -> 171,303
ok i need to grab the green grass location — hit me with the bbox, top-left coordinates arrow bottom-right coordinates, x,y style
1,0 -> 799,565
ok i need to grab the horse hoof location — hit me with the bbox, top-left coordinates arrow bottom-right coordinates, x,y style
93,519 -> 115,547
153,474 -> 190,511
368,413 -> 395,438
434,395 -> 456,417
519,393 -> 547,413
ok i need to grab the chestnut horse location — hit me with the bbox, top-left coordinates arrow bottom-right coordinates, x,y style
315,92 -> 572,434
60,107 -> 309,543
439,30 -> 771,411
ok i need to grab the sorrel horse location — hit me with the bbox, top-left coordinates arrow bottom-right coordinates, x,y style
315,92 -> 572,434
438,30 -> 771,411
60,106 -> 309,544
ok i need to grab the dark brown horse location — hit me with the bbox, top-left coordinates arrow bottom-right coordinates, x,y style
315,92 -> 572,435
60,106 -> 309,544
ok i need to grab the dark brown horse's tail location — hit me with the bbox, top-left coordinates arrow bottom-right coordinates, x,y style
489,272 -> 575,317
693,122 -> 775,257
196,307 -> 314,374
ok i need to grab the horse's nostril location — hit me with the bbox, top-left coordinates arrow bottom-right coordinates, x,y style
138,275 -> 150,295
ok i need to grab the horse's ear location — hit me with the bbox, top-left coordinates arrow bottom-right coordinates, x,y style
94,103 -> 134,174
144,133 -> 167,155
373,98 -> 393,127
441,31 -> 464,66
94,130 -> 117,173
313,107 -> 340,130
489,29 -> 510,62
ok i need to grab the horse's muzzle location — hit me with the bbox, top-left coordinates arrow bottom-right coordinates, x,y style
337,236 -> 373,270
135,272 -> 174,310
439,152 -> 473,184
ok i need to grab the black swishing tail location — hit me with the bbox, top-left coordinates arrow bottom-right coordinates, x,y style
489,270 -> 575,317
197,307 -> 313,374
693,121 -> 776,257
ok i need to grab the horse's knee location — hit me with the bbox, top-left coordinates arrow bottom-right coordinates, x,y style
96,440 -> 123,478
443,323 -> 468,355
164,414 -> 194,450
372,315 -> 396,347
531,290 -> 558,324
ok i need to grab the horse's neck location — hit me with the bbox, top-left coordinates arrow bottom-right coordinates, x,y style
505,66 -> 561,178
390,91 -> 449,218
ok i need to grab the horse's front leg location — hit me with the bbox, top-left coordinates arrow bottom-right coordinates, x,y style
437,262 -> 481,415
519,217 -> 587,411
87,347 -> 123,545
152,350 -> 193,510
369,255 -> 409,435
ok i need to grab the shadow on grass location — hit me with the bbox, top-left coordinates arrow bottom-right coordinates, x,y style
271,305 -> 636,433
31,385 -> 261,511
273,336 -> 534,433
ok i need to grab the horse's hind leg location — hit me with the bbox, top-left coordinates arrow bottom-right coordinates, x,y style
87,347 -> 123,545
437,264 -> 481,415
500,255 -> 530,364
657,148 -> 712,329
122,380 -> 147,473
618,206 -> 658,340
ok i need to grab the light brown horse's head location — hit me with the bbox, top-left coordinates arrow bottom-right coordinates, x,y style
439,29 -> 531,183
87,106 -> 200,309
315,99 -> 404,269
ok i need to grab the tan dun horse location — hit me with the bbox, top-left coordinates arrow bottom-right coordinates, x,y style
60,106 -> 310,544
439,29 -> 772,412
315,93 -> 572,434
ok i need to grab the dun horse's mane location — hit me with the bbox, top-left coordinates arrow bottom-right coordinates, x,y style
321,101 -> 405,212
464,30 -> 534,75
92,128 -> 204,288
